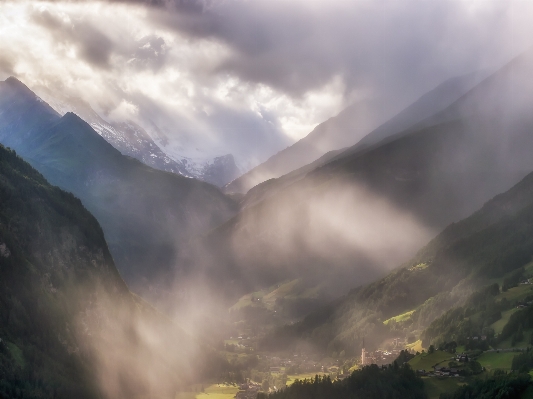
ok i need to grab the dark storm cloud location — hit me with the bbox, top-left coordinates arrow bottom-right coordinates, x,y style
131,0 -> 531,118
31,8 -> 114,68
26,0 -> 532,114
30,7 -> 171,73
10,0 -> 533,168
74,23 -> 114,67
0,55 -> 14,77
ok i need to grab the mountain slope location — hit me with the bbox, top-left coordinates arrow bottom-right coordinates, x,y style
225,71 -> 485,195
0,144 -> 204,398
0,77 -> 238,296
36,91 -> 242,186
263,166 -> 533,354
197,49 -> 533,303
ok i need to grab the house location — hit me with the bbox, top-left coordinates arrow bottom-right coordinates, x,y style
235,385 -> 259,399
456,353 -> 469,362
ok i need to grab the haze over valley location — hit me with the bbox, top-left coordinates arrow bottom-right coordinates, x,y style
3,1 -> 533,399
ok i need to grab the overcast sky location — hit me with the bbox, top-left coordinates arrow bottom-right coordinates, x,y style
1,0 -> 533,168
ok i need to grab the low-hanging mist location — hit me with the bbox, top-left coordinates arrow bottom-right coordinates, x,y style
172,176 -> 435,306
167,48 -> 533,315
0,144 -> 229,399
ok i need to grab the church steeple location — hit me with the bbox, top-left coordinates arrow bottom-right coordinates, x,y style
361,338 -> 366,366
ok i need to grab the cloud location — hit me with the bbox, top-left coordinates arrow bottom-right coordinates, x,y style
148,0 -> 533,111
31,7 -> 114,68
0,55 -> 14,77
2,0 -> 533,169
130,35 -> 168,71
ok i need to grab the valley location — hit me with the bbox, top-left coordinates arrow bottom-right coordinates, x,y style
3,4 -> 533,398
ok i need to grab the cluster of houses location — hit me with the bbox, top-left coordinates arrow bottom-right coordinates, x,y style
516,300 -> 533,309
234,382 -> 261,399
415,353 -> 470,377
361,347 -> 402,366
425,366 -> 461,377
466,335 -> 487,341
264,354 -> 334,373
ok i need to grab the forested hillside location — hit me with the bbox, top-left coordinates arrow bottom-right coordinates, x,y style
259,365 -> 426,399
261,168 -> 533,354
0,144 -> 216,398
0,77 -> 238,298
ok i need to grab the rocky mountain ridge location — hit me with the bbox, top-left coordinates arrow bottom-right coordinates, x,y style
36,90 -> 242,187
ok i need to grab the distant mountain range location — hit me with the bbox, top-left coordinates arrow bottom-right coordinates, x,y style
0,77 -> 238,297
35,89 -> 242,187
195,49 -> 533,305
224,71 -> 486,195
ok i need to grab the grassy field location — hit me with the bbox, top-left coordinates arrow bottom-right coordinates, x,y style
491,308 -> 519,334
176,384 -> 240,399
230,279 -> 324,312
495,329 -> 532,349
476,351 -> 517,371
406,340 -> 424,353
408,263 -> 429,272
230,289 -> 269,310
263,280 -> 302,303
286,373 -> 326,386
498,284 -> 533,302
408,351 -> 453,371
422,377 -> 465,399
525,261 -> 533,276
383,310 -> 415,325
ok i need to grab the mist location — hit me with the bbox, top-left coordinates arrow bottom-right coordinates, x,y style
5,1 -> 533,398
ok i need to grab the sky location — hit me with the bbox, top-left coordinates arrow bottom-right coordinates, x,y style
1,0 -> 533,169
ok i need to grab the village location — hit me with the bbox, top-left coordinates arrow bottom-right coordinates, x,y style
209,274 -> 533,399
221,334 -> 408,399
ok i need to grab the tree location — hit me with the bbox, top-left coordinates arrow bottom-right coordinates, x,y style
428,345 -> 435,354
467,360 -> 482,374
517,325 -> 525,343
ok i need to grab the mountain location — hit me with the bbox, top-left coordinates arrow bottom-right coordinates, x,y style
195,49 -> 533,305
35,90 -> 242,187
0,77 -> 238,297
224,71 -> 485,195
262,163 -> 533,354
0,144 -> 205,398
